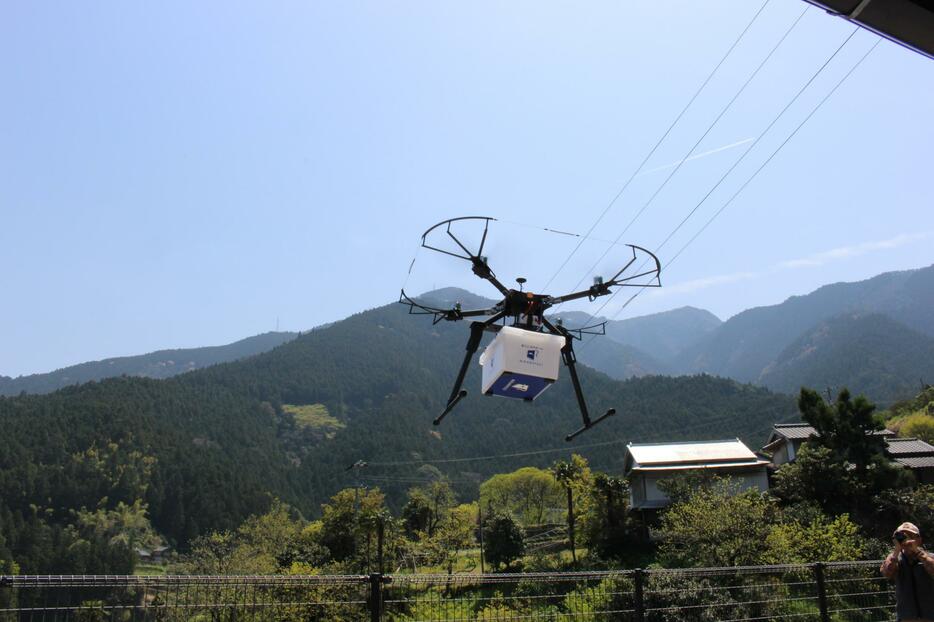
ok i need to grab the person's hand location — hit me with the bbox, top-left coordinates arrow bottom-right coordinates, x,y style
903,538 -> 922,559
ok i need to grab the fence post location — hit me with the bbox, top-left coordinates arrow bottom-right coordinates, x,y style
369,573 -> 383,622
813,562 -> 830,622
634,568 -> 645,622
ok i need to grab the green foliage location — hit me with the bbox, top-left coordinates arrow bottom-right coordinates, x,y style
74,500 -> 161,550
798,388 -> 885,470
644,573 -> 741,622
483,511 -> 525,571
759,314 -> 934,406
580,473 -> 634,560
419,503 -> 477,574
479,467 -> 562,527
898,414 -> 934,444
885,385 -> 934,419
281,403 -> 344,435
184,500 -> 325,574
401,480 -> 456,538
771,444 -> 858,510
884,386 -> 934,442
874,484 -> 934,540
774,388 -> 912,523
657,481 -> 776,568
763,514 -> 867,563
656,470 -> 722,506
550,455 -> 593,565
0,296 -> 796,572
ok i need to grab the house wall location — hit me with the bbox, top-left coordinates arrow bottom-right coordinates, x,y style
630,466 -> 770,510
772,443 -> 792,466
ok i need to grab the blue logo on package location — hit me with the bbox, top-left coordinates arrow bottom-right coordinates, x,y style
492,374 -> 551,400
527,349 -> 537,360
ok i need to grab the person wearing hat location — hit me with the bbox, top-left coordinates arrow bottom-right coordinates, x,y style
881,522 -> 934,621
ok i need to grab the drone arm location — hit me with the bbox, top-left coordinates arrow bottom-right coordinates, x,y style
399,290 -> 500,324
542,318 -> 616,441
471,257 -> 510,296
549,245 -> 662,304
434,313 -> 505,426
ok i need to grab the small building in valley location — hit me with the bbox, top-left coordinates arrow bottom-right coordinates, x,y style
882,437 -> 934,485
761,422 -> 934,484
624,439 -> 771,512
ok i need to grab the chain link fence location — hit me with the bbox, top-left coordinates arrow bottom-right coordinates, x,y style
1,561 -> 894,621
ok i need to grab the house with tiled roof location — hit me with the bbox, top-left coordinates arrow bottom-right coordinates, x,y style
623,439 -> 771,512
884,437 -> 934,484
761,422 -> 934,483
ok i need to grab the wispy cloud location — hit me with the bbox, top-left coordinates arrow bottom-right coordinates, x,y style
650,231 -> 933,298
778,232 -> 933,269
655,270 -> 760,295
636,138 -> 754,178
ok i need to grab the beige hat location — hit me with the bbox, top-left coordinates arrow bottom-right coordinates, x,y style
895,522 -> 921,536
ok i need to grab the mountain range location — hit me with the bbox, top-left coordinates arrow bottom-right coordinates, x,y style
2,263 -> 932,565
0,332 -> 297,396
4,264 -> 932,406
576,264 -> 934,404
0,296 -> 794,558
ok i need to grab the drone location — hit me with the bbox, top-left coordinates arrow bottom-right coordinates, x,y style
399,216 -> 662,441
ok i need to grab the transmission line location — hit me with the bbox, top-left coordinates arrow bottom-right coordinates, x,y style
665,37 -> 881,270
364,404 -> 793,469
550,4 -> 808,305
581,26 -> 868,330
540,0 -> 773,293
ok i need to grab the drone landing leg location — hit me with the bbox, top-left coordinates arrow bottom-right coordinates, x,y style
561,340 -> 616,442
434,322 -> 485,426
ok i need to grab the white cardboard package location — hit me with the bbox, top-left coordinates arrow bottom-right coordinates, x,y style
478,326 -> 565,400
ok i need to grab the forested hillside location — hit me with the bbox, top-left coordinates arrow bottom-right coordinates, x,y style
759,314 -> 934,404
0,331 -> 296,396
673,264 -> 934,396
0,296 -> 795,572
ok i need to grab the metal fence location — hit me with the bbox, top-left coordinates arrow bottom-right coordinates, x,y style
1,561 -> 894,621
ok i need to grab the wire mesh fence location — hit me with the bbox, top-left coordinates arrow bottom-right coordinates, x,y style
0,574 -> 371,621
0,561 -> 895,622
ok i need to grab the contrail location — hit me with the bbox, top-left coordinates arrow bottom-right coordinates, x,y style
636,138 -> 754,177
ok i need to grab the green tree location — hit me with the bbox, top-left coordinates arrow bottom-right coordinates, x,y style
778,388 -> 911,519
581,473 -> 632,560
74,499 -> 161,550
401,479 -> 455,538
423,503 -> 476,575
798,388 -> 885,473
317,487 -> 387,565
184,500 -> 312,574
479,467 -> 562,527
551,455 -> 592,565
657,481 -> 776,568
763,513 -> 867,563
875,484 -> 934,540
483,511 -> 525,571
771,443 -> 859,511
898,413 -> 934,444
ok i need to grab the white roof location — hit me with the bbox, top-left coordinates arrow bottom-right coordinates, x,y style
625,439 -> 762,472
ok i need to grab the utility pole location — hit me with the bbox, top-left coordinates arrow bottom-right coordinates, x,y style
346,461 -> 368,573
478,503 -> 485,574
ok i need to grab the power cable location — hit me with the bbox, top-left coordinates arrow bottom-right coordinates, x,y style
540,0 -> 773,293
550,4 -> 807,305
581,25 -> 867,330
665,37 -> 881,270
364,404 -> 796,469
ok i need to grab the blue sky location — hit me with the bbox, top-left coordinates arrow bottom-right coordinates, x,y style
2,1 -> 932,377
